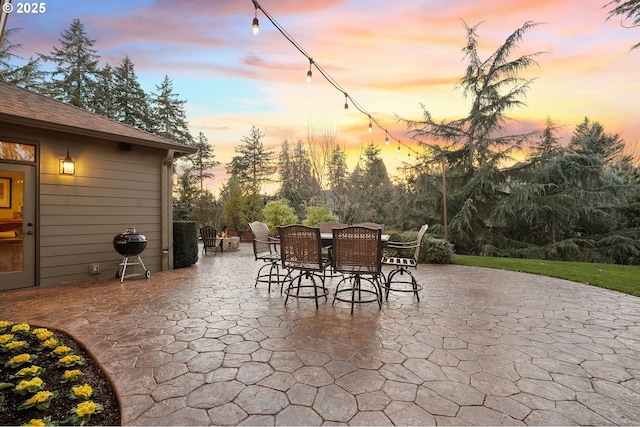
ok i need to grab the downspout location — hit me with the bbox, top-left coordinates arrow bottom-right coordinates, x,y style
0,1 -> 11,45
161,149 -> 175,270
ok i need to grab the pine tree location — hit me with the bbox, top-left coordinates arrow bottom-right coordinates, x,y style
0,28 -> 46,91
606,0 -> 640,50
91,64 -> 117,119
569,117 -> 626,164
152,75 -> 192,144
187,132 -> 220,192
326,145 -> 349,221
402,21 -> 543,253
41,18 -> 100,108
278,139 -> 313,216
113,56 -> 154,131
528,117 -> 564,163
228,126 -> 276,195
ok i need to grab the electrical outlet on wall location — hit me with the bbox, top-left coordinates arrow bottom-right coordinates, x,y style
89,263 -> 100,275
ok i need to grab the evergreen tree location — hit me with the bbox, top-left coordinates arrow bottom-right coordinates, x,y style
113,56 -> 155,131
152,75 -> 192,144
326,145 -> 349,221
0,28 -> 45,91
227,126 -> 276,195
41,18 -> 100,108
187,132 -> 219,192
528,117 -> 565,163
606,0 -> 640,50
278,139 -> 313,217
91,64 -> 117,119
345,143 -> 392,224
402,21 -> 543,253
569,117 -> 626,164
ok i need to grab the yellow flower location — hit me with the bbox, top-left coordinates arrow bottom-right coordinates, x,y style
11,323 -> 30,333
6,340 -> 26,350
75,401 -> 97,417
9,353 -> 32,365
26,391 -> 54,405
35,330 -> 53,341
22,419 -> 46,427
0,320 -> 14,329
16,377 -> 43,391
72,384 -> 93,399
59,354 -> 81,366
16,365 -> 41,377
53,345 -> 72,355
0,333 -> 14,344
31,328 -> 48,334
42,338 -> 58,348
63,369 -> 83,381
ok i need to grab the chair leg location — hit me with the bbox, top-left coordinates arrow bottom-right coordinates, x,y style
385,267 -> 421,301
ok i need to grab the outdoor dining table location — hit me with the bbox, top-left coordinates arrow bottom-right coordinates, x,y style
320,232 -> 390,246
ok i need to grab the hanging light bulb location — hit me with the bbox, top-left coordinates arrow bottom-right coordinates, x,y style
252,5 -> 260,36
306,58 -> 313,83
344,93 -> 349,114
397,145 -> 401,154
368,117 -> 372,133
385,131 -> 389,145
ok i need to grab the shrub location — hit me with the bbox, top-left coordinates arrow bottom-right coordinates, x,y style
173,221 -> 198,268
303,205 -> 336,226
263,199 -> 299,234
421,237 -> 455,264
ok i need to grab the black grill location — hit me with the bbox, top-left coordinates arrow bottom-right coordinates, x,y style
113,229 -> 147,256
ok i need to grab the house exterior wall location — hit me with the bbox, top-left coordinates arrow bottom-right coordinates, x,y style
1,123 -> 172,287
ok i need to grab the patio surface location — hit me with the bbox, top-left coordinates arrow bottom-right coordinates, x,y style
2,243 -> 640,425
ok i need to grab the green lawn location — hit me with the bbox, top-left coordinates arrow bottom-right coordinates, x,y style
454,255 -> 640,297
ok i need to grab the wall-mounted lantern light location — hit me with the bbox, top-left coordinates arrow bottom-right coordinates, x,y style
60,149 -> 75,175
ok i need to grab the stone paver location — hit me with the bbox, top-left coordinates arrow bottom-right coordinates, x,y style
2,242 -> 640,425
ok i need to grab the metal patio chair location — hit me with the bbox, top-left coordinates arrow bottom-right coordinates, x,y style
278,224 -> 330,309
332,225 -> 383,314
381,224 -> 428,301
249,221 -> 286,292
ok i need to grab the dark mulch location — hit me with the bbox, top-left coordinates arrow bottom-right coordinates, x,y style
0,326 -> 121,426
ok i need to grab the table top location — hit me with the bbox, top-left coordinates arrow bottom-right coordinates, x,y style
320,232 -> 389,241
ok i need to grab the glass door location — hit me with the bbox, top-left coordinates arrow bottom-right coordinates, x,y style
0,163 -> 36,290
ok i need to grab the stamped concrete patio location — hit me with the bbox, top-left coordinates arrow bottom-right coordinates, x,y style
1,243 -> 640,425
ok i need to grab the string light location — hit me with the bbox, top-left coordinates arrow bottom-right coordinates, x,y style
252,2 -> 259,36
250,0 -> 420,157
385,131 -> 389,145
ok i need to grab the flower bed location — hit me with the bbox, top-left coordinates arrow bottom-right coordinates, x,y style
0,321 -> 120,426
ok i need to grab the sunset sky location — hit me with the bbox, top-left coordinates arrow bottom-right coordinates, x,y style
5,0 -> 639,192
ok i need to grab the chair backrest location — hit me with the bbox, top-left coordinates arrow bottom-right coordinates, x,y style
332,226 -> 382,273
200,226 -> 217,245
278,225 -> 324,269
317,221 -> 346,233
354,222 -> 385,231
413,224 -> 429,261
249,221 -> 273,258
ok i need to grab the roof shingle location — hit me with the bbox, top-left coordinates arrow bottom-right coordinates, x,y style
0,81 -> 196,154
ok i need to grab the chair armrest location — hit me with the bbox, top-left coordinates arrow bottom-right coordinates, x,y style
385,240 -> 418,249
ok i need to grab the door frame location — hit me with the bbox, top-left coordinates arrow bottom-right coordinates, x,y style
0,160 -> 38,290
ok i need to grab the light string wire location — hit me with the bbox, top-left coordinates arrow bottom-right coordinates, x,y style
251,0 -> 420,157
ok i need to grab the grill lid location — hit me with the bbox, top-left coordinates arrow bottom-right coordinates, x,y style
113,227 -> 147,256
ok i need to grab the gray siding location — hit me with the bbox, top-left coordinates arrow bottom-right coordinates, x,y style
3,126 -> 171,286
34,130 -> 168,286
